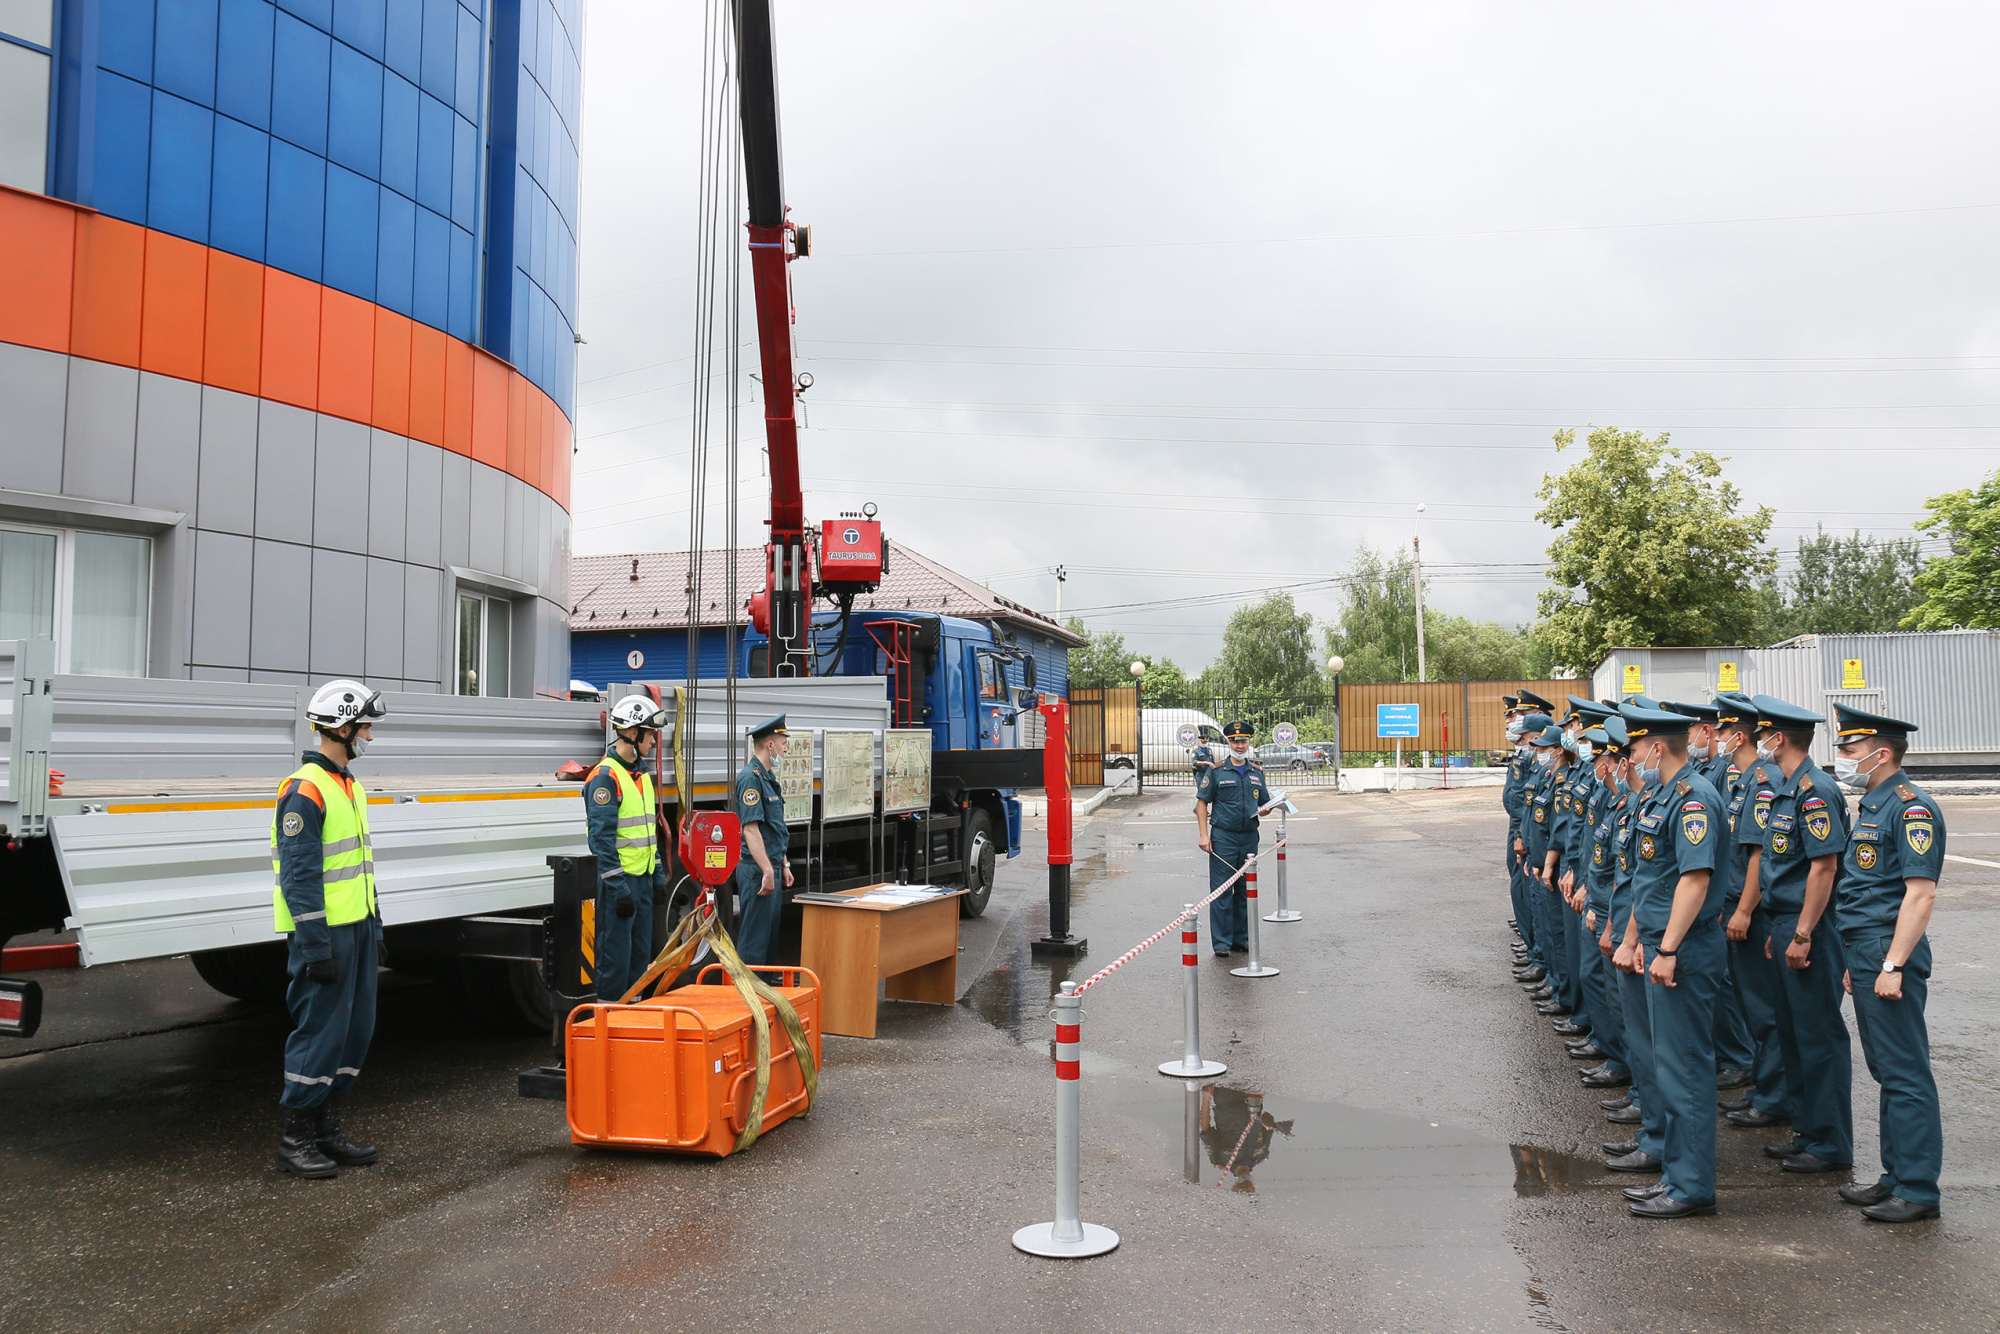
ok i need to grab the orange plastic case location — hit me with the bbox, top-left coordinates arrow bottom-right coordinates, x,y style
565,966 -> 821,1156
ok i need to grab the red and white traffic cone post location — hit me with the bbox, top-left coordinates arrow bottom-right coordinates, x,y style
1231,858 -> 1280,978
1264,810 -> 1300,922
1160,904 -> 1227,1078
1013,981 -> 1120,1258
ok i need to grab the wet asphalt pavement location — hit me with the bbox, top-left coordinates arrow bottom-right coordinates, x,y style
4,784 -> 2000,1332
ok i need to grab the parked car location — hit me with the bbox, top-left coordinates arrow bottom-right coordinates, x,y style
1255,743 -> 1326,771
1140,708 -> 1229,772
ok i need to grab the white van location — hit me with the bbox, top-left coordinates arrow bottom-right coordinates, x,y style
1134,707 -> 1228,772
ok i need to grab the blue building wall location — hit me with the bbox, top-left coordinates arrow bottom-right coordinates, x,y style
49,0 -> 578,417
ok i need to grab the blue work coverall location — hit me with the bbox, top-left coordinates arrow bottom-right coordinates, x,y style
583,750 -> 666,1002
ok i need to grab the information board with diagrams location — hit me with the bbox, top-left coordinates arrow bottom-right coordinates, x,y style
779,729 -> 816,824
884,729 -> 933,814
821,730 -> 876,821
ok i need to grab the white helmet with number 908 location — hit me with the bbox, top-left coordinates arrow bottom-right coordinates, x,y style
306,679 -> 388,731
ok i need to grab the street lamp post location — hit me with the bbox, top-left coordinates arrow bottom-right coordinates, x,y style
1326,654 -> 1345,785
1413,503 -> 1428,769
1129,660 -> 1146,795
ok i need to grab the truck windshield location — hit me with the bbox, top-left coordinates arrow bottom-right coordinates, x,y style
977,654 -> 1006,700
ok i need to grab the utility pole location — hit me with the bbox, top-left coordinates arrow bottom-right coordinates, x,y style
1053,564 -> 1067,616
1414,504 -> 1428,770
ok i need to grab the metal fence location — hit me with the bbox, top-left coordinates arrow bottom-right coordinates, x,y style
1138,693 -> 1344,787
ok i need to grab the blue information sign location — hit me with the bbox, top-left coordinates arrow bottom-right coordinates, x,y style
1375,703 -> 1421,738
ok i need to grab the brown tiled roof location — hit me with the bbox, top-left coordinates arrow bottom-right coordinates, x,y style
569,541 -> 1084,645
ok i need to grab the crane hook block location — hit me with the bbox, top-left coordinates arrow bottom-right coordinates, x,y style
678,812 -> 743,887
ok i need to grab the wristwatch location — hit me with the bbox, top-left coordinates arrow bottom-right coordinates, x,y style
1792,930 -> 1812,945
1881,960 -> 1902,975
1655,946 -> 1678,957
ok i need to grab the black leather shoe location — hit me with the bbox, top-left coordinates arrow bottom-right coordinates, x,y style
1623,1182 -> 1667,1202
1862,1196 -> 1940,1223
1601,1139 -> 1639,1156
1599,1095 -> 1632,1111
1507,919 -> 1518,929
1781,1152 -> 1851,1175
1527,984 -> 1555,1000
1515,968 -> 1546,984
1839,1181 -> 1893,1207
1605,1150 -> 1662,1173
276,1108 -> 339,1179
1535,1002 -> 1572,1016
1604,1104 -> 1643,1124
1568,1044 -> 1610,1061
314,1099 -> 379,1167
1763,1137 -> 1807,1159
1581,1067 -> 1631,1088
1551,1020 -> 1590,1037
1718,1095 -> 1752,1112
1716,1068 -> 1753,1090
1630,1194 -> 1716,1219
1727,1108 -> 1787,1129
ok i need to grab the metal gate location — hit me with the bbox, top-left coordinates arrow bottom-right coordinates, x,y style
1140,693 -> 1342,787
1068,696 -> 1105,788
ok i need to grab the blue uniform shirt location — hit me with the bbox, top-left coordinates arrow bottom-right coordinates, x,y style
1608,778 -> 1653,941
583,748 -> 661,893
1838,774 -> 1946,936
1584,779 -> 1620,911
734,754 -> 790,863
1198,757 -> 1271,834
1523,762 -> 1555,862
1502,748 -> 1530,829
1630,769 -> 1724,939
1757,760 -> 1847,916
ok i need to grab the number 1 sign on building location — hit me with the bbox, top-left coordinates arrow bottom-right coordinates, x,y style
1377,703 -> 1420,790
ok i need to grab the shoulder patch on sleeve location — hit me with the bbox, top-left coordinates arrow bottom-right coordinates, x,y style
1801,795 -> 1828,813
281,811 -> 305,837
742,787 -> 760,805
591,785 -> 612,805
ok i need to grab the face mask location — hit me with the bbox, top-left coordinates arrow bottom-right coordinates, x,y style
1834,749 -> 1885,791
1755,738 -> 1777,762
1535,750 -> 1556,769
1688,742 -> 1710,761
1636,746 -> 1662,788
1576,741 -> 1594,761
1515,744 -> 1530,758
348,735 -> 370,758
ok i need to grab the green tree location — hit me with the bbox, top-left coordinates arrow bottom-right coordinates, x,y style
1209,594 -> 1319,696
1425,611 -> 1552,681
1904,469 -> 2000,629
1064,617 -> 1133,688
1321,545 -> 1546,682
1761,526 -> 1924,638
1133,656 -> 1191,698
1534,426 -> 1775,673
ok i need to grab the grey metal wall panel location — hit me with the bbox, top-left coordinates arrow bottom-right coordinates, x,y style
249,539 -> 313,673
62,359 -> 139,503
403,563 -> 443,683
365,556 -> 405,680
366,429 -> 407,560
196,386 -> 259,536
48,673 -> 298,780
535,595 -> 569,699
404,439 -> 443,567
359,690 -> 605,774
253,402 -> 316,540
53,795 -> 585,964
530,494 -> 551,589
502,476 -> 527,581
310,415 -> 371,554
1811,630 -> 2000,758
191,529 -> 254,669
150,522 -> 194,679
308,548 -> 369,676
549,508 -> 571,605
249,668 -> 308,686
192,665 -> 250,682
468,463 -> 504,574
0,343 -> 68,493
437,450 -> 471,568
132,373 -> 202,517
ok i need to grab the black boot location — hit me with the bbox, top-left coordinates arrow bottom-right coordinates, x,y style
315,1099 -> 380,1167
277,1108 -> 339,1179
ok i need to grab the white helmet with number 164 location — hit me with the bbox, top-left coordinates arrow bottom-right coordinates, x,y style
609,695 -> 669,733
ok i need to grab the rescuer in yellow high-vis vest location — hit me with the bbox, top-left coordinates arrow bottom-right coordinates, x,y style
582,695 -> 669,1001
271,679 -> 388,1179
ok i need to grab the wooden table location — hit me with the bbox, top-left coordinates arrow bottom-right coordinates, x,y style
798,886 -> 967,1038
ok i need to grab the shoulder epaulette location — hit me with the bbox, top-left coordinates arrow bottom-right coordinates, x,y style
1675,779 -> 1691,795
1896,782 -> 1916,800
1800,772 -> 1817,792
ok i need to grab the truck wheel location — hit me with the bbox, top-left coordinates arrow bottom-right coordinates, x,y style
189,942 -> 290,1004
460,957 -> 561,1032
959,810 -> 997,919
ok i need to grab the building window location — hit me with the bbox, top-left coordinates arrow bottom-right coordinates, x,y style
455,592 -> 513,696
0,524 -> 151,676
0,3 -> 54,195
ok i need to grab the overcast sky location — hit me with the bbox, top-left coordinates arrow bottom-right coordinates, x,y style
569,1 -> 2000,673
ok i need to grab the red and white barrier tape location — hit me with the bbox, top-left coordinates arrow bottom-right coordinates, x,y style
1072,838 -> 1286,995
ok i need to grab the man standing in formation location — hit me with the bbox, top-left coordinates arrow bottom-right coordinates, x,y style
1500,690 -> 1949,1222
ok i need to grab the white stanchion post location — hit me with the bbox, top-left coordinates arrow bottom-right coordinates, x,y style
1231,858 -> 1281,978
1265,810 -> 1300,922
1160,904 -> 1227,1077
1013,981 -> 1120,1258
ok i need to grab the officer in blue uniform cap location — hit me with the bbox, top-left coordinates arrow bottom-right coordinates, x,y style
1511,712 -> 1557,989
733,714 -> 794,965
1663,700 -> 1755,1087
1565,718 -> 1627,1078
1196,721 -> 1271,954
1712,691 -> 1793,1129
1517,689 -> 1555,715
1831,703 -> 1947,1222
1522,723 -> 1572,1016
1503,702 -> 1541,980
1746,694 -> 1854,1175
1548,703 -> 1605,1035
1610,702 -> 1728,1217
